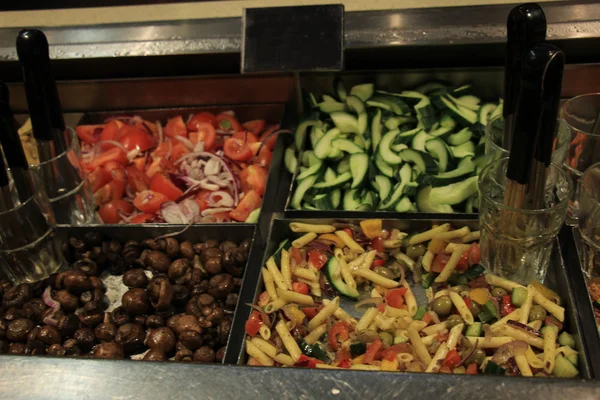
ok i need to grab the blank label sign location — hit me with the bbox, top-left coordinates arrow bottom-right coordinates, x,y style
242,5 -> 344,73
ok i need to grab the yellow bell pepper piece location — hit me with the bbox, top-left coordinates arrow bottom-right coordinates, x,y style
427,238 -> 447,254
381,358 -> 399,371
317,233 -> 345,248
531,281 -> 561,306
360,219 -> 384,239
470,288 -> 488,305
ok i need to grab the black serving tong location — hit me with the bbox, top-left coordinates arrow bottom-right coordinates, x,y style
16,29 -> 68,160
0,82 -> 33,203
504,3 -> 547,150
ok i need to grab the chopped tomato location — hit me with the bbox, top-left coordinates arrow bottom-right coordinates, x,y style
152,140 -> 172,159
94,180 -> 126,205
259,124 -> 280,151
292,282 -> 309,295
187,112 -> 218,130
363,338 -> 383,364
422,311 -> 434,326
329,321 -> 352,351
386,288 -> 408,309
133,190 -> 169,214
170,142 -> 190,163
129,213 -> 154,224
164,116 -> 187,137
118,125 -> 157,152
376,303 -> 386,312
146,157 -> 174,179
308,250 -> 329,270
301,307 -> 322,320
501,295 -> 516,317
108,166 -> 127,182
468,242 -> 481,265
242,120 -> 266,135
229,189 -> 262,222
240,165 -> 268,196
132,157 -> 146,171
244,311 -> 263,337
291,247 -> 303,264
443,349 -> 462,369
258,291 -> 270,307
86,148 -> 128,170
338,359 -> 351,369
466,363 -> 478,375
463,296 -> 472,312
431,252 -> 450,273
295,354 -> 324,368
126,166 -> 150,193
342,228 -> 353,238
381,344 -> 411,361
372,259 -> 386,267
232,131 -> 259,144
223,138 -> 253,162
371,237 -> 384,253
253,147 -> 273,169
189,122 -> 216,151
76,124 -> 103,144
216,113 -> 243,132
193,190 -> 212,211
455,250 -> 470,272
100,120 -> 124,144
88,167 -> 111,192
98,199 -> 133,224
150,173 -> 183,201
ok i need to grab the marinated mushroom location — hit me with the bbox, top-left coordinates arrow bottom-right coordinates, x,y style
164,238 -> 180,258
180,241 -> 195,259
169,314 -> 202,335
207,274 -> 234,299
94,341 -> 125,359
26,340 -> 47,355
146,251 -> 171,273
193,346 -> 215,362
73,259 -> 98,277
47,343 -> 66,356
174,348 -> 193,361
216,346 -> 226,363
122,288 -> 150,315
179,330 -> 203,350
37,325 -> 62,345
111,306 -> 131,326
123,269 -> 149,288
223,248 -> 246,277
145,315 -> 165,328
146,327 -> 176,353
7,342 -> 27,355
57,314 -> 80,337
106,253 -> 127,275
63,339 -> 81,356
168,259 -> 192,284
172,285 -> 190,307
6,318 -> 34,342
238,239 -> 251,254
116,323 -> 145,354
73,328 -> 96,351
95,314 -> 117,342
3,284 -> 33,308
147,277 -> 173,310
143,348 -> 167,361
54,290 -> 79,312
122,240 -> 142,265
22,299 -> 48,323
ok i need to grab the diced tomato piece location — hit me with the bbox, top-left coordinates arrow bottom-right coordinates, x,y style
152,140 -> 172,159
292,282 -> 309,295
501,295 -> 516,317
372,259 -> 386,268
301,307 -> 322,320
94,180 -> 126,205
381,344 -> 411,361
99,120 -> 124,145
253,147 -> 273,169
443,349 -> 462,369
126,166 -> 150,194
308,250 -> 329,270
133,190 -> 169,214
363,338 -> 383,364
88,167 -> 111,193
118,125 -> 157,152
329,321 -> 352,351
431,252 -> 450,273
422,311 -> 434,326
466,363 -> 478,375
244,311 -> 263,337
242,120 -> 266,135
258,291 -> 270,307
294,354 -> 324,368
129,213 -> 154,224
291,247 -> 303,265
76,124 -> 103,144
146,157 -> 174,179
193,189 -> 212,211
132,157 -> 146,171
386,288 -> 408,309
86,148 -> 128,170
216,113 -> 243,132
463,296 -> 472,312
455,250 -> 470,272
98,199 -> 133,224
232,131 -> 259,144
189,122 -> 216,151
376,303 -> 386,313
104,161 -> 127,182
164,116 -> 187,137
338,359 -> 351,369
187,112 -> 218,130
223,138 -> 253,162
371,237 -> 384,253
468,242 -> 481,265
150,173 -> 183,201
240,165 -> 268,196
170,143 -> 190,163
259,124 -> 280,151
230,190 -> 262,222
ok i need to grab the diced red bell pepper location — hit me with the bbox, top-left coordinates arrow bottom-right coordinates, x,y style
308,250 -> 329,270
301,307 -> 322,320
372,259 -> 386,268
376,303 -> 386,313
501,295 -> 516,317
466,363 -> 478,375
329,321 -> 352,351
443,349 -> 462,369
244,311 -> 263,337
338,359 -> 351,368
385,287 -> 408,309
292,282 -> 309,295
370,237 -> 384,253
294,354 -> 323,368
422,311 -> 435,326
380,344 -> 411,361
291,247 -> 303,265
363,338 -> 383,364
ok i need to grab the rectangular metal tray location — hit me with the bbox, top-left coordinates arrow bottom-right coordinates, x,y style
232,218 -> 593,379
51,223 -> 261,365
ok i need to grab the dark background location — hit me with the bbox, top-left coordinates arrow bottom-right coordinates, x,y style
0,0 -> 213,12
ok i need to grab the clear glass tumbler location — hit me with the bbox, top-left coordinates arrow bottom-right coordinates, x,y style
561,93 -> 600,223
0,169 -> 64,284
29,127 -> 97,225
478,158 -> 572,284
579,162 -> 600,282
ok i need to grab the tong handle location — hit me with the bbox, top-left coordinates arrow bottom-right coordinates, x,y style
0,82 -> 30,170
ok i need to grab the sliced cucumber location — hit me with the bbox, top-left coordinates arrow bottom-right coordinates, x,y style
350,83 -> 374,102
322,94 -> 337,103
314,128 -> 342,159
343,188 -> 361,210
440,96 -> 477,126
424,138 -> 452,173
337,155 -> 351,174
415,186 -> 454,213
415,81 -> 448,95
350,153 -> 370,188
452,84 -> 472,97
375,153 -> 395,178
374,175 -> 392,202
296,160 -> 323,180
318,101 -> 346,113
368,94 -> 410,115
399,149 -> 438,174
330,112 -> 360,134
451,141 -> 476,158
371,108 -> 383,152
313,193 -> 333,209
284,146 -> 297,174
295,119 -> 322,151
346,95 -> 366,114
428,175 -> 478,205
313,172 -> 352,190
395,127 -> 421,144
448,128 -> 473,146
332,138 -> 363,154
309,125 -> 326,149
291,175 -> 318,209
414,97 -> 437,131
395,197 -> 413,213
385,115 -> 416,130
421,158 -> 475,187
325,257 -> 360,298
378,130 -> 403,165
411,130 -> 433,152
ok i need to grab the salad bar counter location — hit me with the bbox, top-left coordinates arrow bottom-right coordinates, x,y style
1,1 -> 600,400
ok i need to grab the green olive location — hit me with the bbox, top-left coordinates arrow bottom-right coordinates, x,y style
446,314 -> 464,328
464,348 -> 486,366
387,262 -> 402,279
374,267 -> 394,280
455,275 -> 469,286
357,329 -> 378,343
432,295 -> 453,317
528,305 -> 547,322
453,366 -> 466,374
378,331 -> 393,347
491,287 -> 508,297
406,244 -> 426,260
469,302 -> 482,317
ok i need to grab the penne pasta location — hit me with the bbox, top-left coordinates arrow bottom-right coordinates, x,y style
519,285 -> 534,325
323,299 -> 358,325
444,243 -> 462,253
434,289 -> 450,299
274,353 -> 295,366
347,252 -> 367,270
316,364 -> 342,370
359,250 -> 378,270
262,268 -> 278,300
292,232 -> 317,248
277,288 -> 315,305
391,251 -> 416,271
527,320 -> 543,331
246,340 -> 274,366
426,343 -> 449,373
435,245 -> 470,283
259,324 -> 271,340
385,306 -> 411,318
515,354 -> 533,377
532,289 -> 565,322
407,327 -> 432,364
251,337 -> 277,358
466,336 -> 513,348
293,267 -> 319,282
351,364 -> 381,371
447,323 -> 465,350
432,226 -> 470,242
353,268 -> 399,288
448,291 -> 475,325
408,320 -> 428,332
356,307 -> 379,332
409,224 -> 451,245
275,320 -> 302,362
422,322 -> 448,337
375,314 -> 395,331
485,274 -> 525,292
462,231 -> 480,243
425,287 -> 434,303
397,353 -> 413,363
401,280 -> 418,316
491,324 -> 544,349
308,297 -> 340,331
543,325 -> 558,374
491,309 -> 521,327
526,346 -> 545,369
290,222 -> 335,233
264,298 -> 287,313
421,334 -> 437,346
266,257 -> 288,291
304,323 -> 328,345
422,250 -> 434,272
280,249 -> 292,290
335,230 -> 365,253
335,249 -> 357,291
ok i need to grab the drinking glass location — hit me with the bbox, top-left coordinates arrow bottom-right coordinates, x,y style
561,93 -> 600,223
478,158 -> 572,284
0,169 -> 64,284
29,127 -> 97,225
578,162 -> 600,282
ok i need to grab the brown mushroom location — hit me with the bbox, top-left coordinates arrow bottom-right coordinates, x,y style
123,269 -> 149,289
73,328 -> 96,351
164,238 -> 180,258
223,248 -> 247,277
216,346 -> 226,363
37,325 -> 62,345
7,342 -> 27,355
54,290 -> 79,312
94,341 -> 124,359
168,259 -> 192,284
22,298 -> 48,323
47,344 -> 66,356
172,285 -> 190,307
143,348 -> 167,361
63,339 -> 81,356
146,251 -> 171,273
3,284 -> 33,308
62,270 -> 92,294
145,315 -> 165,328
73,259 -> 98,277
207,274 -> 234,299
111,306 -> 131,326
179,330 -> 204,351
57,314 -> 80,337
115,323 -> 145,354
121,288 -> 150,315
146,327 -> 176,353
95,314 -> 117,342
6,318 -> 34,342
219,241 -> 237,253
168,314 -> 202,335
193,346 -> 215,362
89,277 -> 104,291
147,277 -> 173,310
179,241 -> 195,259
174,348 -> 193,361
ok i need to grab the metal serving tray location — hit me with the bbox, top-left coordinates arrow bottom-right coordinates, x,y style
51,223 -> 261,365
232,218 -> 592,380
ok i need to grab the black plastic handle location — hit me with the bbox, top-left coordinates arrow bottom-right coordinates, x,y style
0,143 -> 8,188
16,29 -> 66,151
0,82 -> 30,170
504,3 -> 547,119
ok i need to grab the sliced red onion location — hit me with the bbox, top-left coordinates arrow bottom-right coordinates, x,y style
206,175 -> 231,188
204,158 -> 220,176
127,148 -> 141,161
193,142 -> 205,153
98,140 -> 127,152
157,120 -> 164,144
506,320 -> 543,338
201,207 -> 233,216
42,316 -> 59,327
186,113 -> 194,124
181,177 -> 220,192
43,286 -> 60,309
207,191 -> 234,208
160,199 -> 200,224
173,135 -> 194,151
